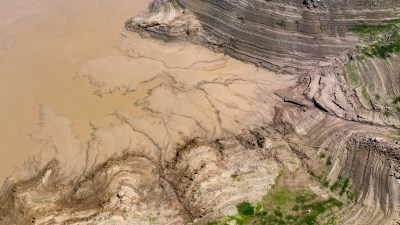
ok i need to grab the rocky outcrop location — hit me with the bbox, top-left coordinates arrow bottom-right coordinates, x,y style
127,0 -> 400,129
3,102 -> 400,224
127,0 -> 400,73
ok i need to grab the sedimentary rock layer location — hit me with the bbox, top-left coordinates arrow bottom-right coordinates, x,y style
127,0 -> 400,73
127,0 -> 400,129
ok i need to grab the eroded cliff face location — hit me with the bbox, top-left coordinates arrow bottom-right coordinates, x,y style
127,0 -> 400,72
2,0 -> 400,225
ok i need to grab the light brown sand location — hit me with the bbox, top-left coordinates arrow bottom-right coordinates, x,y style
0,0 -> 149,185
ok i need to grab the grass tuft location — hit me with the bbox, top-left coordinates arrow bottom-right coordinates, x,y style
330,181 -> 340,192
326,156 -> 332,166
393,96 -> 400,104
339,178 -> 350,196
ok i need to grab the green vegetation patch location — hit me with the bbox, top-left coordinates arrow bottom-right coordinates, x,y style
384,110 -> 390,117
361,85 -> 369,102
345,62 -> 359,84
295,191 -> 317,204
328,175 -> 357,201
393,96 -> 400,104
207,188 -> 343,225
339,178 -> 350,196
347,190 -> 361,202
330,181 -> 341,192
272,170 -> 284,189
360,85 -> 374,110
390,96 -> 400,114
349,24 -> 389,36
349,19 -> 400,59
207,222 -> 218,225
326,156 -> 333,166
266,188 -> 292,206
299,197 -> 343,224
274,209 -> 283,217
237,202 -> 255,216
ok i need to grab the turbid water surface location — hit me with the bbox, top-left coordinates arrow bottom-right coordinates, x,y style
0,0 -> 149,184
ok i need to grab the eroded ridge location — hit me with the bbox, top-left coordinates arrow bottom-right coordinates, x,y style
127,0 -> 400,73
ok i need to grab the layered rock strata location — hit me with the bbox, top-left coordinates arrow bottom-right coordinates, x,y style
127,0 -> 400,131
127,0 -> 400,73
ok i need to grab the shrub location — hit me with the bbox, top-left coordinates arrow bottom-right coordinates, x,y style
326,156 -> 332,166
236,202 -> 254,216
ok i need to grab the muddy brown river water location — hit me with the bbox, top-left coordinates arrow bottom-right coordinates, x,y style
0,0 -> 149,184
